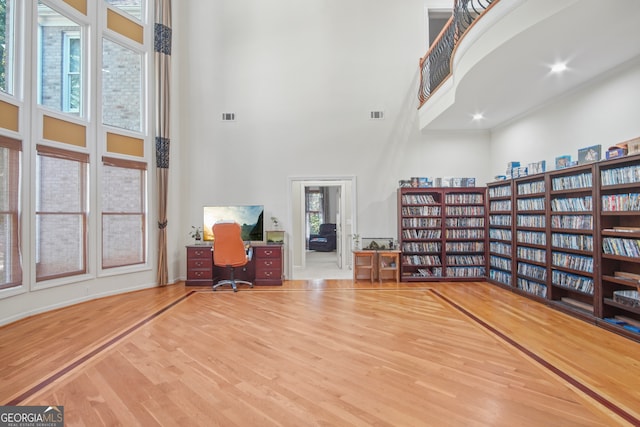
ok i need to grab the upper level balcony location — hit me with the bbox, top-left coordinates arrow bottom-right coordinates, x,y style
418,0 -> 640,131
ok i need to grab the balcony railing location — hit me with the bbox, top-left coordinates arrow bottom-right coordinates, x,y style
418,0 -> 499,108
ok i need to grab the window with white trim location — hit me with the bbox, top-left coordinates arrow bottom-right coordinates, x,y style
101,157 -> 146,269
0,135 -> 22,289
35,145 -> 88,281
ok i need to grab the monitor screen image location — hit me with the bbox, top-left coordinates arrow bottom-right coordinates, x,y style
203,205 -> 264,242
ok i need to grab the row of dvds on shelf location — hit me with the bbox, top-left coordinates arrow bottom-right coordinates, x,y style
401,229 -> 441,239
489,242 -> 511,256
517,214 -> 546,228
446,206 -> 485,216
489,229 -> 511,241
488,186 -> 512,198
517,230 -> 546,246
551,172 -> 593,191
550,214 -> 593,230
401,206 -> 441,216
551,233 -> 593,251
602,237 -> 640,258
517,181 -> 545,195
401,194 -> 437,205
444,194 -> 484,204
489,200 -> 512,211
490,255 -> 511,271
446,242 -> 484,252
447,255 -> 485,265
551,270 -> 594,295
550,196 -> 593,212
489,215 -> 511,226
517,246 -> 546,263
446,229 -> 485,239
445,217 -> 485,227
402,242 -> 441,253
517,198 -> 545,211
489,269 -> 512,286
518,262 -> 547,281
402,218 -> 441,228
552,252 -> 594,273
600,165 -> 640,186
601,193 -> 640,212
517,278 -> 548,298
406,266 -> 486,277
402,255 -> 441,266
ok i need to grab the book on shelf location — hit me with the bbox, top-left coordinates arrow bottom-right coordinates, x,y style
555,155 -> 571,169
578,144 -> 601,164
613,226 -> 640,232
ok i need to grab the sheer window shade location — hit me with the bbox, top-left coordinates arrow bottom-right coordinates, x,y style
0,136 -> 23,289
35,144 -> 89,281
101,156 -> 146,269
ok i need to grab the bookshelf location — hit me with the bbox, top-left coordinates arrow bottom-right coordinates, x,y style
598,155 -> 640,337
513,174 -> 549,301
398,187 -> 486,281
487,181 -> 514,288
547,164 -> 597,318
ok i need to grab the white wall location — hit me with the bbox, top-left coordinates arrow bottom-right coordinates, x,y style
174,0 -> 493,280
489,57 -> 640,177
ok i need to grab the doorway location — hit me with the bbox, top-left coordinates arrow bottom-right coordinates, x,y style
288,177 -> 356,279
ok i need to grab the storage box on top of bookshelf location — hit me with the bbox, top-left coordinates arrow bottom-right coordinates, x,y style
487,181 -> 514,288
547,164 -> 597,318
513,173 -> 549,301
598,154 -> 640,338
397,187 -> 487,281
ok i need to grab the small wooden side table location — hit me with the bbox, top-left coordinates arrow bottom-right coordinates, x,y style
377,250 -> 401,283
353,251 -> 375,282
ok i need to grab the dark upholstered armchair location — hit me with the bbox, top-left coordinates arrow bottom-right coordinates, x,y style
308,223 -> 337,252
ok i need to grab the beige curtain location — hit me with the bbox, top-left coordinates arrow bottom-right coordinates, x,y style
155,0 -> 172,285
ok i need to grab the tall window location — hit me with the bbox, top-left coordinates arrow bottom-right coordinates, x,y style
101,157 -> 146,269
37,1 -> 83,116
0,0 -> 15,94
0,135 -> 21,289
306,190 -> 324,236
35,145 -> 88,281
102,38 -> 142,132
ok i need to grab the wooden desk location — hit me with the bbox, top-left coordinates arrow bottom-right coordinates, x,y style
353,250 -> 400,283
186,244 -> 283,286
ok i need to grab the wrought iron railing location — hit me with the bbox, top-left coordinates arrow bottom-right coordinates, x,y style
418,0 -> 499,108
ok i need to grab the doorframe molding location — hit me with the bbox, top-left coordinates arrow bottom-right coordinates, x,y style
287,176 -> 357,279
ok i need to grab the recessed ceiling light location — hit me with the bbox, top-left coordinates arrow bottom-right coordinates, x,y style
551,62 -> 567,73
472,113 -> 484,121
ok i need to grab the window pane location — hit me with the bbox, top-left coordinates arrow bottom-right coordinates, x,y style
0,0 -> 15,94
102,38 -> 142,132
104,0 -> 142,21
0,141 -> 22,288
37,1 -> 83,116
36,150 -> 87,281
102,162 -> 146,268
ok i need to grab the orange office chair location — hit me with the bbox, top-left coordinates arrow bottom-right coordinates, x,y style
212,221 -> 254,292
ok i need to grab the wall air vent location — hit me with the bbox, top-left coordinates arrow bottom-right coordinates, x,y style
221,113 -> 236,121
370,111 -> 384,120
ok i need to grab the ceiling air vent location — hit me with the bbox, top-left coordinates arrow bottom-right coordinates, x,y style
370,111 -> 384,120
221,113 -> 236,121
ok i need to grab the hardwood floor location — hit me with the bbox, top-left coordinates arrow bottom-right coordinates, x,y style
1,280 -> 639,426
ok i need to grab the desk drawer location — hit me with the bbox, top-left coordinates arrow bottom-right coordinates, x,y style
254,246 -> 282,260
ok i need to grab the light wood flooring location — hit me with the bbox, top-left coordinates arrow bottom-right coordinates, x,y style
1,280 -> 639,426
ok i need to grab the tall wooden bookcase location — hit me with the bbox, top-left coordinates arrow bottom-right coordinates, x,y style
484,155 -> 640,341
397,187 -> 487,281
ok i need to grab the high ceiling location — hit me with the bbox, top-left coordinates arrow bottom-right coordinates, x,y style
419,0 -> 640,131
